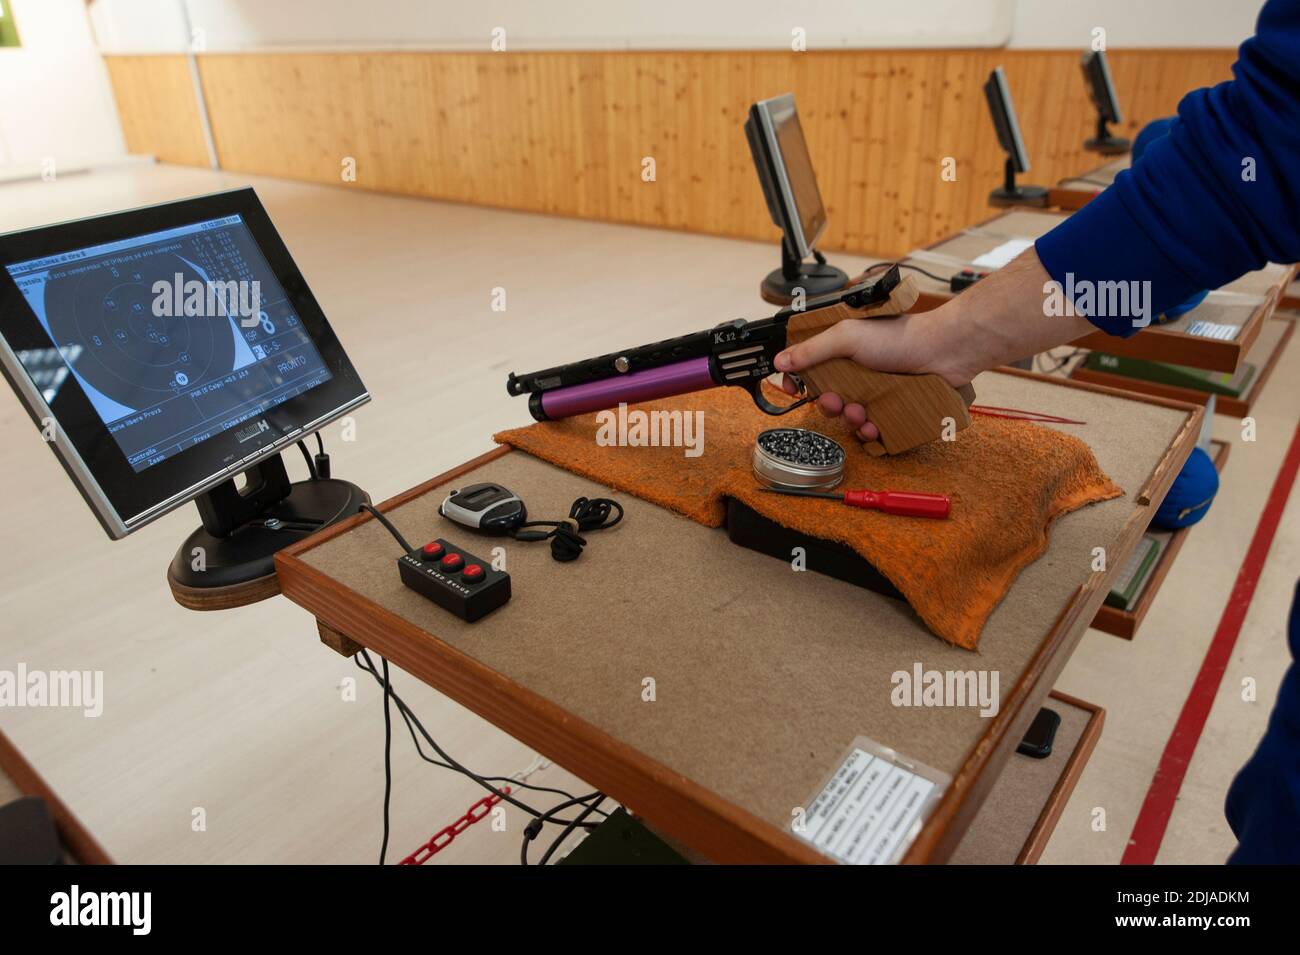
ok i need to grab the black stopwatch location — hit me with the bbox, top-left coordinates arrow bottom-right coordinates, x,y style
438,482 -> 527,534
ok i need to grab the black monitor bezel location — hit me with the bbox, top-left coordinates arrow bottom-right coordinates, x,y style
984,66 -> 1031,174
744,93 -> 828,260
1081,49 -> 1123,124
0,187 -> 368,538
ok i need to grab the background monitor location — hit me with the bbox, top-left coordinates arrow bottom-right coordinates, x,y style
0,188 -> 369,542
1080,49 -> 1131,154
983,67 -> 1047,207
983,66 -> 1030,174
744,92 -> 847,303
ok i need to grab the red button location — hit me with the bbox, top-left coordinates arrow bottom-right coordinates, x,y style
440,553 -> 464,572
421,542 -> 444,560
462,563 -> 485,582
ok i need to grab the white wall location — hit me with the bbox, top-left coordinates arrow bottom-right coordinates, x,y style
90,0 -> 1017,52
1007,0 -> 1265,49
89,0 -> 1266,53
0,0 -> 126,173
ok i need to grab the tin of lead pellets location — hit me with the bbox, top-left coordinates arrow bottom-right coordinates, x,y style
752,427 -> 846,490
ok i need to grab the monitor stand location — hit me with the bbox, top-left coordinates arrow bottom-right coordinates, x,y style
167,452 -> 368,610
1084,116 -> 1130,155
988,156 -> 1049,208
760,243 -> 849,306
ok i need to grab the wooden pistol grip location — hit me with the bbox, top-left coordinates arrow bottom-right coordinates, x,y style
785,279 -> 973,455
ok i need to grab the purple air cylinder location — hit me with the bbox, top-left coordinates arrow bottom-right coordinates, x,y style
536,356 -> 717,420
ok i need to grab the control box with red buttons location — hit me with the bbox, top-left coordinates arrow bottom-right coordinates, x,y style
398,538 -> 511,622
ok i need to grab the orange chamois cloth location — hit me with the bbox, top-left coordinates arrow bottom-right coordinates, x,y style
494,388 -> 1122,649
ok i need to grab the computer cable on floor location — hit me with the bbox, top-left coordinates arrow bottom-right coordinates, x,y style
354,649 -> 606,863
538,794 -> 607,866
520,792 -> 608,866
353,651 -> 607,809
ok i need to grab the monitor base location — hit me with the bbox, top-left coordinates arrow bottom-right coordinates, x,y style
988,184 -> 1049,208
167,469 -> 369,610
1084,134 -> 1131,155
760,262 -> 849,306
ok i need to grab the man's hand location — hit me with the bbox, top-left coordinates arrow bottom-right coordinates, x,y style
772,249 -> 1096,441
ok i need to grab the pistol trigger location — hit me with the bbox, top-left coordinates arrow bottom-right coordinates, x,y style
748,379 -> 813,416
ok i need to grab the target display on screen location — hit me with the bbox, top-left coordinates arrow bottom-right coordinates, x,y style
6,215 -> 332,472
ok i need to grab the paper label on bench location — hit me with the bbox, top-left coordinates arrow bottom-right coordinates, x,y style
792,736 -> 949,865
970,237 -> 1033,270
1186,320 -> 1239,341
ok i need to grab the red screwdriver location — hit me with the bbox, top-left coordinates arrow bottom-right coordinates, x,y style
759,486 -> 950,519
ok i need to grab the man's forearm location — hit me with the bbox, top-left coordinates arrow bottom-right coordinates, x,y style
916,249 -> 1096,385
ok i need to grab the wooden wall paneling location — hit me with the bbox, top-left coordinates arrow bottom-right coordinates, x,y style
107,49 -> 1238,258
103,54 -> 210,168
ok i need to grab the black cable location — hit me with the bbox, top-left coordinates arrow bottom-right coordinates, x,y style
861,260 -> 951,285
520,792 -> 607,865
1034,347 -> 1084,376
354,651 -> 606,827
512,496 -> 623,562
900,263 -> 952,284
351,652 -> 608,810
296,440 -> 318,480
360,503 -> 415,554
379,656 -> 394,865
538,795 -> 607,866
313,430 -> 331,479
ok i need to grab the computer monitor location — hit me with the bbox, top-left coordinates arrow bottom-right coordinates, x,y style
983,67 -> 1047,208
1080,49 -> 1130,154
0,188 -> 369,601
745,93 -> 847,303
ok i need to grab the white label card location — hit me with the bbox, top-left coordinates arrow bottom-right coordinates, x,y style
1186,320 -> 1239,341
793,737 -> 950,864
970,237 -> 1034,270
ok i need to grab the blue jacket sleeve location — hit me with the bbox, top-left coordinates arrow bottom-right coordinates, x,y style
1035,0 -> 1300,337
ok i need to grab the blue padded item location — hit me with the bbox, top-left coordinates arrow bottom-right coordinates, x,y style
1153,446 -> 1219,529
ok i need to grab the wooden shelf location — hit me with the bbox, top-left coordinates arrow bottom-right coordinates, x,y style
950,691 -> 1105,864
0,730 -> 112,864
1049,156 -> 1130,211
1089,438 -> 1231,640
903,209 -> 1295,373
1071,314 -> 1296,419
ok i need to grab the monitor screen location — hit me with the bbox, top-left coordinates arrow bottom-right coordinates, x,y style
0,188 -> 368,539
984,67 -> 1031,173
748,93 -> 828,258
6,214 -> 332,473
1081,50 -> 1122,124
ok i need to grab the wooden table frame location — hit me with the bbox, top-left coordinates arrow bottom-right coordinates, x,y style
1049,156 -> 1130,212
1071,314 -> 1296,420
0,730 -> 112,865
1088,438 -> 1231,640
275,371 -> 1201,864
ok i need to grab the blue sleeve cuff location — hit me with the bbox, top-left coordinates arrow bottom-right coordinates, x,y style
1034,181 -> 1204,339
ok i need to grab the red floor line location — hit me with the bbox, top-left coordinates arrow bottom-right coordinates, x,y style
1122,418 -> 1300,865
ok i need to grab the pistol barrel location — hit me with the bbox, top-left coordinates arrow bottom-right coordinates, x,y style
527,356 -> 717,420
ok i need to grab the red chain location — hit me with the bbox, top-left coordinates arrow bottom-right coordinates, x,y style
400,786 -> 510,865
